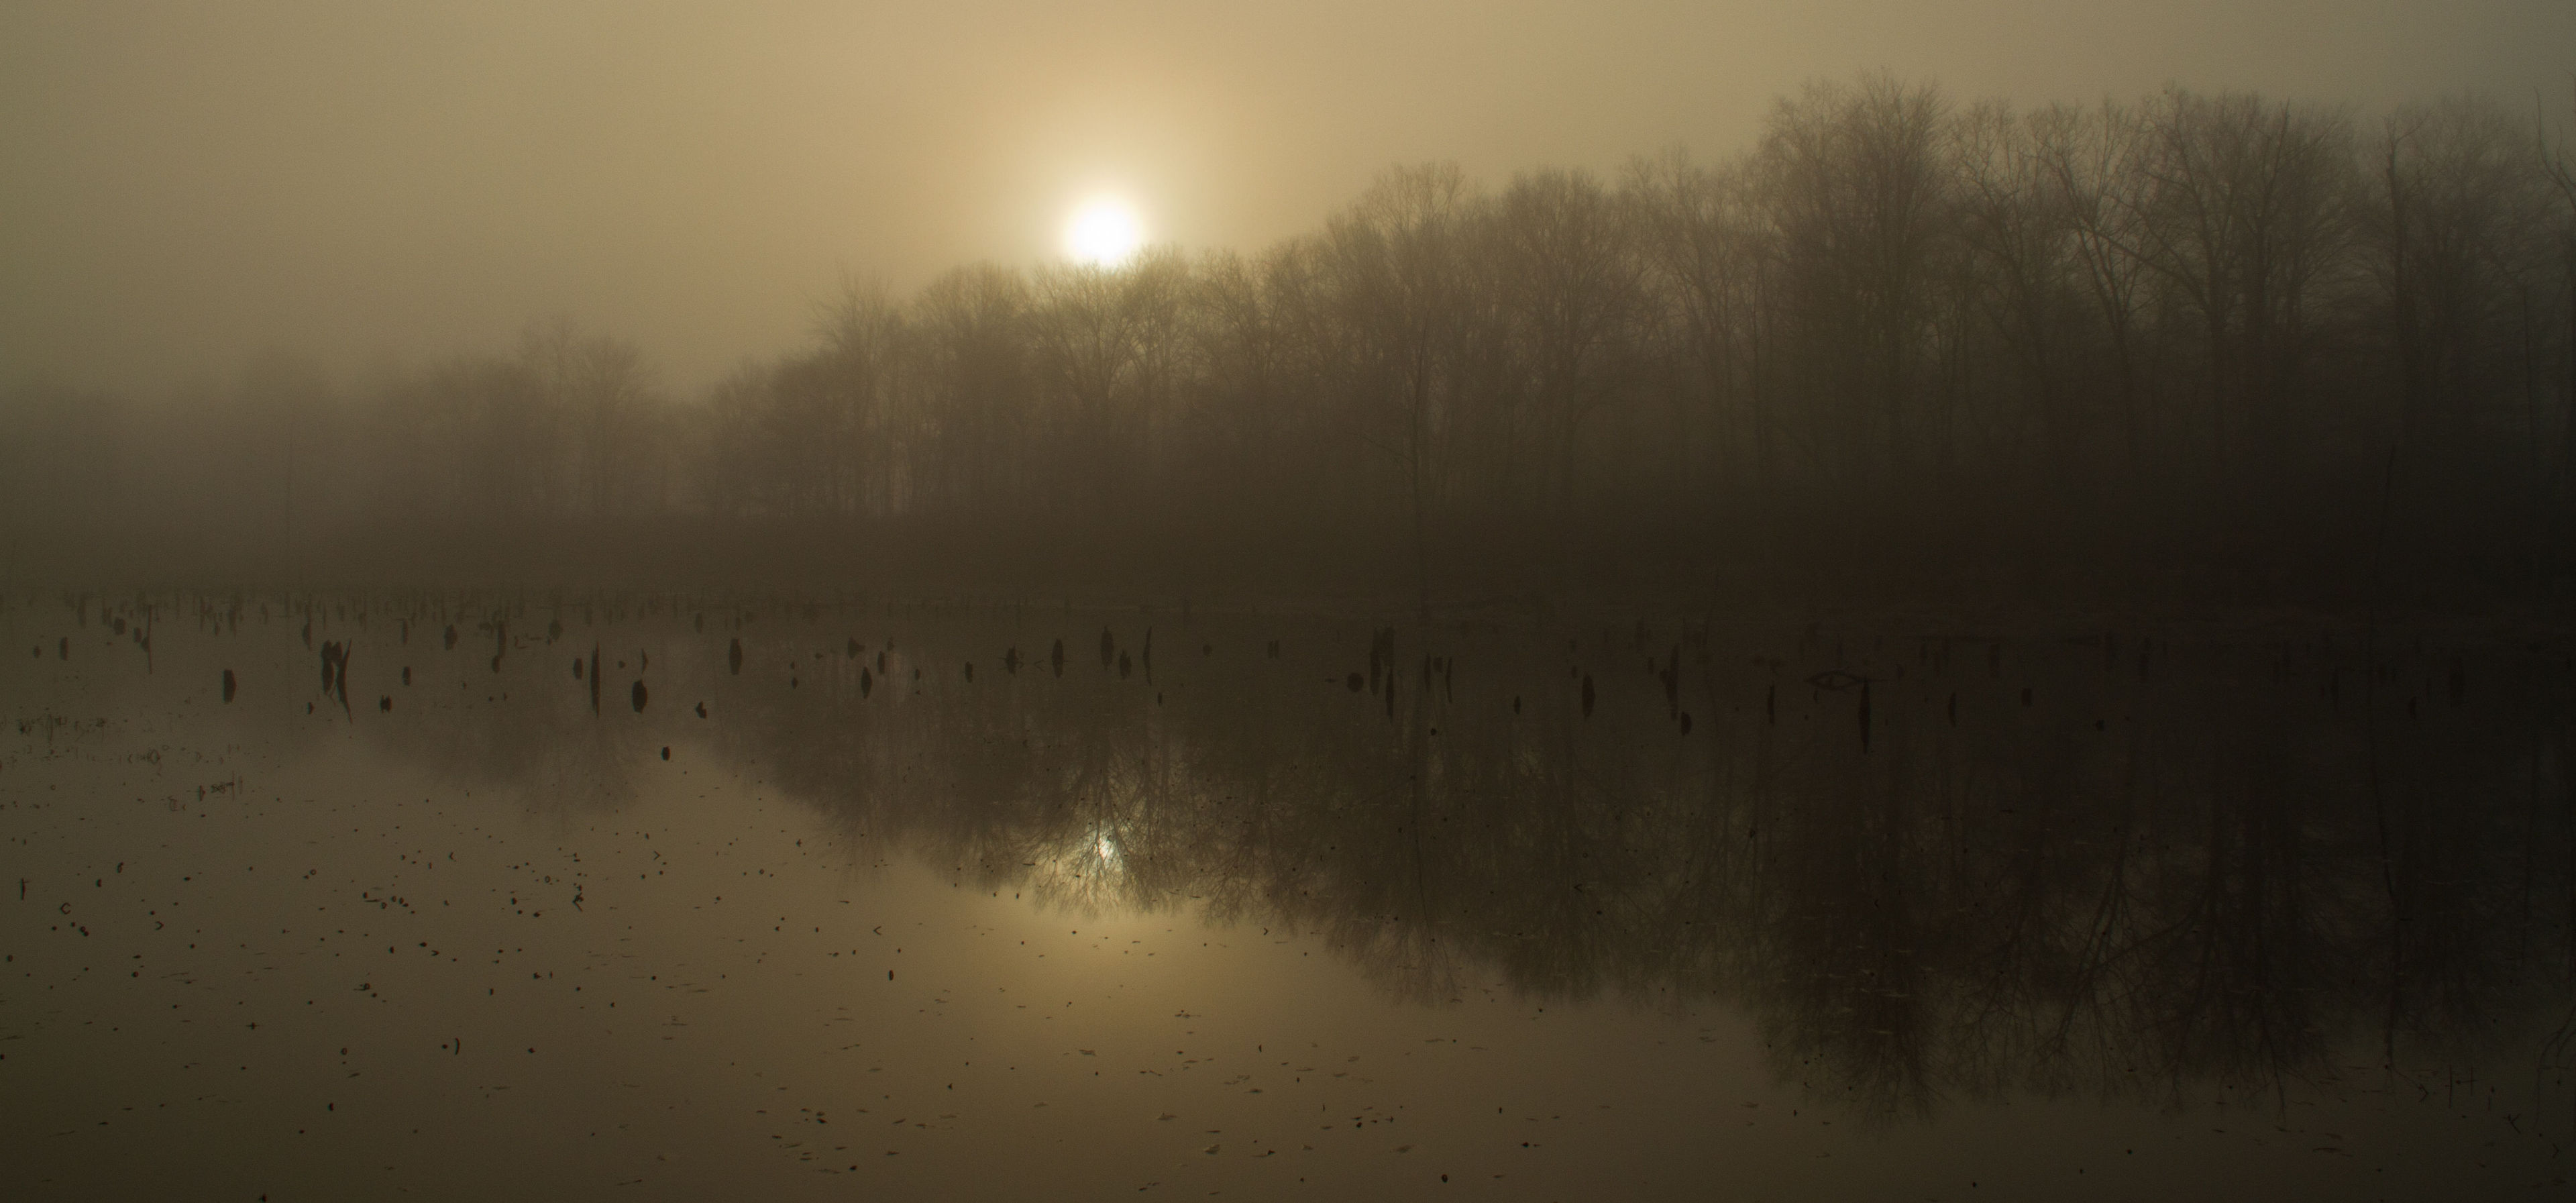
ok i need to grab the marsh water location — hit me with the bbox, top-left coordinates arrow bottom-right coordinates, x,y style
3,594 -> 2572,1200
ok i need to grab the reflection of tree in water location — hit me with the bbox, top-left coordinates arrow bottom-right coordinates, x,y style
323,609 -> 2572,1121
354,610 -> 660,813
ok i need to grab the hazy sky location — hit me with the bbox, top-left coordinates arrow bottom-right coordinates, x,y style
4,1 -> 2569,398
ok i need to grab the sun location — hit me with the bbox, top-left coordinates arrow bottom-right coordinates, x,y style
1064,196 -> 1145,268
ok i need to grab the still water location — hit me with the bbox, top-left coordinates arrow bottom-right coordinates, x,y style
3,594 -> 2571,1200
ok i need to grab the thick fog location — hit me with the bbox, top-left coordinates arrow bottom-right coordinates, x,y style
3,1 -> 2569,395
3,3 -> 2575,607
9,11 -> 2576,1194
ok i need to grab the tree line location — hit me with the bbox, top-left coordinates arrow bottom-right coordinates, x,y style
10,73 -> 2576,605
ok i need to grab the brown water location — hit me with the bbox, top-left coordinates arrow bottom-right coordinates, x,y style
4,594 -> 2572,1201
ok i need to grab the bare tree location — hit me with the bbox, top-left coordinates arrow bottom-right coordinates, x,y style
1957,104 -> 2087,491
910,263 -> 1032,516
2034,100 -> 2159,480
2126,90 -> 2360,494
1631,148 -> 1775,496
812,273 -> 906,516
1494,167 -> 1646,509
1758,74 -> 1957,488
1320,162 -> 1487,605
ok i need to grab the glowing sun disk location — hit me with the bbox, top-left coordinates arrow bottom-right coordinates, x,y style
1065,197 -> 1144,267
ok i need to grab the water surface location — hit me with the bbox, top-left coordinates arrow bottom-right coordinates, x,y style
4,595 -> 2571,1200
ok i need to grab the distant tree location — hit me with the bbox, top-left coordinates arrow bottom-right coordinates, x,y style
566,332 -> 657,518
2032,100 -> 2159,480
2127,90 -> 2360,494
2375,98 -> 2563,484
1631,148 -> 1776,496
1320,162 -> 1487,600
811,273 -> 906,515
910,264 -> 1032,516
1028,248 -> 1189,512
692,362 -> 771,518
1182,247 -> 1293,511
1492,167 -> 1646,509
